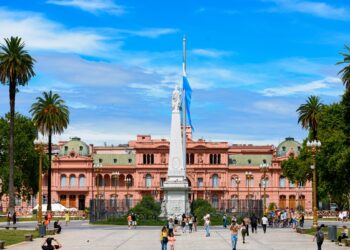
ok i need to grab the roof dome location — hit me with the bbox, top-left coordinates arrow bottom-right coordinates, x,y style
276,137 -> 302,157
59,137 -> 89,156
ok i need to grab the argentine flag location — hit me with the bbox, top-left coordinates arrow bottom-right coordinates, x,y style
183,75 -> 194,130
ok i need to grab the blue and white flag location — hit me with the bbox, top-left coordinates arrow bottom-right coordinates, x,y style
183,76 -> 194,130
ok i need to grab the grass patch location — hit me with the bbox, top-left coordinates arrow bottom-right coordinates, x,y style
0,230 -> 39,246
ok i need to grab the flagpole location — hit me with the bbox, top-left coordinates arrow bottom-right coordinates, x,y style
182,35 -> 187,177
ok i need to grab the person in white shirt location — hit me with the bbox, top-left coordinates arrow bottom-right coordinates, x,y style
261,215 -> 268,233
342,211 -> 348,223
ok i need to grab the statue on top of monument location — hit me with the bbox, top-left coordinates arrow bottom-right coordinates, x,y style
172,85 -> 181,112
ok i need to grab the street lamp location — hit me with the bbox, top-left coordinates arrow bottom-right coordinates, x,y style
307,140 -> 321,228
112,171 -> 120,208
260,163 -> 270,215
245,171 -> 253,213
93,163 -> 103,200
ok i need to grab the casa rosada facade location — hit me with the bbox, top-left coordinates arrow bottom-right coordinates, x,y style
1,128 -> 312,213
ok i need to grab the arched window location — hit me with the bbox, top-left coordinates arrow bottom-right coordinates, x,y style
69,175 -> 76,187
231,195 -> 238,209
145,174 -> 152,188
231,176 -> 239,187
79,175 -> 85,187
261,178 -> 269,188
95,174 -> 103,187
60,175 -> 67,187
279,176 -> 286,188
289,180 -> 295,188
212,174 -> 219,188
212,194 -> 219,208
246,176 -> 254,187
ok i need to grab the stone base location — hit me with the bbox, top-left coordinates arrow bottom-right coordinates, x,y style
160,179 -> 191,218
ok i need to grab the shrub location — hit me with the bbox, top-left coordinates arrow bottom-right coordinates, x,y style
128,195 -> 161,220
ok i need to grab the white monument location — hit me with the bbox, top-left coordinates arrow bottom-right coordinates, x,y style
161,37 -> 191,217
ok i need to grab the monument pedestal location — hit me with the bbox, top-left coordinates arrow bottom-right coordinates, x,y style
161,179 -> 190,218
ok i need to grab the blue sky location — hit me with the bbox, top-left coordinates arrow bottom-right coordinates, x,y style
0,0 -> 348,146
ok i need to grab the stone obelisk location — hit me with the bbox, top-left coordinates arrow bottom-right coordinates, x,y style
161,37 -> 190,218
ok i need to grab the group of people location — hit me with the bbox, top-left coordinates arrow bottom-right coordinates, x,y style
180,214 -> 197,233
338,210 -> 349,222
6,211 -> 17,225
268,209 -> 305,228
127,213 -> 137,229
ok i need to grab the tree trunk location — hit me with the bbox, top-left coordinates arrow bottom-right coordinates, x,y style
8,80 -> 16,213
47,131 -> 52,211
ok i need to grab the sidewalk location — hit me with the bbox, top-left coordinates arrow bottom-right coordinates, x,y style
7,225 -> 344,250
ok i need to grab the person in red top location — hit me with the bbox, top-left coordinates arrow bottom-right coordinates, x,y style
127,214 -> 132,229
47,212 -> 52,224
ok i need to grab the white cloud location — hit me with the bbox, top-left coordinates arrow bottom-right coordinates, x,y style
264,0 -> 350,20
118,28 -> 178,38
67,101 -> 97,110
253,100 -> 297,115
0,8 -> 111,56
191,49 -> 232,58
261,76 -> 342,96
47,0 -> 125,15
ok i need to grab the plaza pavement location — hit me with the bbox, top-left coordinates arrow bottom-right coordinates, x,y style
5,222 -> 347,250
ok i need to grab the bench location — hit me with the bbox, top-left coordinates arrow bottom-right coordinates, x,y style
0,240 -> 4,249
24,234 -> 33,241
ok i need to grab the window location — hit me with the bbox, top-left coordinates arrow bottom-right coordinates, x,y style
143,154 -> 154,164
209,154 -> 221,165
212,194 -> 219,208
190,154 -> 194,164
128,158 -> 132,164
231,177 -> 239,187
248,159 -> 252,165
15,196 -> 21,206
197,178 -> 203,187
231,195 -> 238,209
212,174 -> 219,188
298,181 -> 304,188
79,175 -> 85,187
113,158 -> 117,164
145,174 -> 152,188
282,146 -> 286,151
289,180 -> 295,188
279,176 -> 286,188
246,177 -> 254,187
79,146 -> 83,151
99,158 -> 103,163
297,146 -> 301,151
64,146 -> 68,151
262,159 -> 267,164
230,159 -> 237,165
261,178 -> 269,188
43,195 -> 48,204
60,175 -> 67,187
70,175 -> 76,187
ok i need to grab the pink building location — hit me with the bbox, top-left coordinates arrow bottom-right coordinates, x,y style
1,132 -> 312,213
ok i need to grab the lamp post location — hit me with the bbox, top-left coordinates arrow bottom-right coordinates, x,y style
260,163 -> 270,215
307,140 -> 321,228
36,143 -> 44,225
125,176 -> 132,210
245,171 -> 253,213
112,171 -> 120,208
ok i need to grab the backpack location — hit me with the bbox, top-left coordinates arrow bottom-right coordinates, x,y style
316,231 -> 324,243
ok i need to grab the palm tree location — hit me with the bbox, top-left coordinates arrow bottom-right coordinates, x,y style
30,91 -> 69,211
297,95 -> 323,141
337,45 -> 350,92
0,37 -> 35,212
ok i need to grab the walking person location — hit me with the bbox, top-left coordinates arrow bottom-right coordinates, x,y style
167,218 -> 174,235
127,214 -> 132,229
188,216 -> 193,233
243,217 -> 250,236
300,213 -> 305,228
160,226 -> 168,250
7,211 -> 11,226
250,214 -> 258,233
204,214 -> 211,237
12,211 -> 17,225
64,211 -> 70,226
168,231 -> 176,250
261,214 -> 268,233
230,220 -> 241,250
223,213 -> 227,228
132,213 -> 137,229
54,220 -> 62,234
193,215 -> 197,232
241,220 -> 247,244
313,226 -> 324,250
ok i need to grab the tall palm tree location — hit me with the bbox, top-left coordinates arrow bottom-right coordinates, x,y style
0,37 -> 35,212
337,45 -> 350,92
297,95 -> 323,141
30,91 -> 69,211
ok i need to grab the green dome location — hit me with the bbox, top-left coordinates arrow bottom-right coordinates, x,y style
59,137 -> 89,156
276,137 -> 301,157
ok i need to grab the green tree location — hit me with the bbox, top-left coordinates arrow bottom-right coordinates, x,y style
337,45 -> 350,92
30,91 -> 69,211
0,113 -> 42,200
0,37 -> 35,212
296,95 -> 323,140
128,196 -> 161,219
